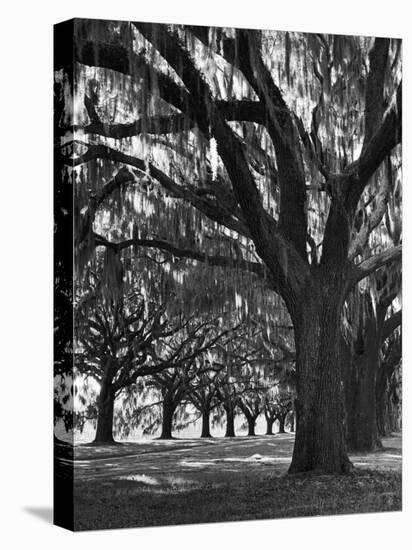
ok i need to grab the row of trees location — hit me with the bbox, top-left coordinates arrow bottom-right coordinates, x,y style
113,369 -> 295,440
54,20 -> 402,473
55,258 -> 400,451
70,266 -> 296,442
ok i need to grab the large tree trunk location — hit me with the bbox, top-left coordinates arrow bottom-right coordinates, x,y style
289,284 -> 351,473
224,403 -> 235,437
348,356 -> 381,451
278,414 -> 286,433
266,417 -> 275,435
376,388 -> 392,437
160,394 -> 175,439
346,313 -> 384,452
377,379 -> 401,435
94,376 -> 115,444
376,364 -> 391,438
391,402 -> 401,432
375,357 -> 398,438
247,417 -> 256,436
200,408 -> 211,438
376,349 -> 401,437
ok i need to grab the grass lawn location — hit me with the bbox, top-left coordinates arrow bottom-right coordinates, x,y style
67,433 -> 402,531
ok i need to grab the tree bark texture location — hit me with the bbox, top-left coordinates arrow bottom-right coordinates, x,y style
278,414 -> 286,433
376,364 -> 401,437
160,394 -> 175,439
94,376 -> 115,443
247,417 -> 256,436
224,403 -> 236,437
288,279 -> 351,473
200,408 -> 211,438
266,417 -> 274,435
345,311 -> 385,452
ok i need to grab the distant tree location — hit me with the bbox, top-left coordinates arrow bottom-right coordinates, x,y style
216,374 -> 239,438
263,390 -> 278,436
149,369 -> 195,440
376,331 -> 402,438
237,370 -> 265,436
75,279 -> 227,443
188,369 -> 221,438
255,323 -> 296,435
274,386 -> 295,433
343,258 -> 401,451
145,318 -> 239,439
212,325 -> 267,437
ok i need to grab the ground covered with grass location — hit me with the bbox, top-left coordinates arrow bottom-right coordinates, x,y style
66,433 -> 402,531
73,469 -> 400,530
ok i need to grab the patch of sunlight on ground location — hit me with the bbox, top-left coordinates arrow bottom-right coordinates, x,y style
222,455 -> 290,463
117,474 -> 160,485
180,455 -> 290,468
180,460 -> 216,468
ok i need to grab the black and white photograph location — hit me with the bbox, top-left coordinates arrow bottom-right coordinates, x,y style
53,17 -> 402,531
2,1 -> 409,548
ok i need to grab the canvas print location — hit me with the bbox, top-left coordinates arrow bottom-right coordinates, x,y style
54,18 -> 402,531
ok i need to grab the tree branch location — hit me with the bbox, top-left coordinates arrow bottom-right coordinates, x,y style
63,141 -> 250,238
133,22 -> 309,295
93,232 -> 269,279
351,245 -> 402,285
362,38 -> 390,147
357,82 -> 402,185
234,29 -> 308,260
74,99 -> 265,139
382,309 -> 402,342
348,157 -> 393,259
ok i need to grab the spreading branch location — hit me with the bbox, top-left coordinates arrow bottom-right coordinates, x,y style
382,309 -> 402,342
63,141 -> 250,238
133,22 -> 309,295
351,245 -> 402,285
93,232 -> 270,281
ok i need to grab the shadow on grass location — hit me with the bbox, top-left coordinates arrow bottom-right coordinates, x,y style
73,468 -> 402,531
